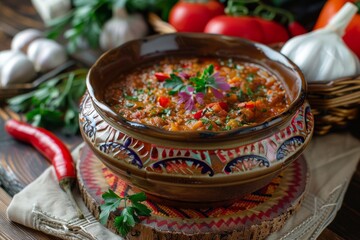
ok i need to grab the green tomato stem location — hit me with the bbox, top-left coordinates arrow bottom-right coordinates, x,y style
226,0 -> 294,24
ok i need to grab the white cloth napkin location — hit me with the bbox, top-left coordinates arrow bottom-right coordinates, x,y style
7,132 -> 360,240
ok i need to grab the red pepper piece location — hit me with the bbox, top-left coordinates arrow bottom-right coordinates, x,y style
214,64 -> 221,71
245,102 -> 255,109
5,119 -> 84,219
158,96 -> 170,108
288,21 -> 307,37
155,72 -> 170,82
194,110 -> 203,120
219,102 -> 229,111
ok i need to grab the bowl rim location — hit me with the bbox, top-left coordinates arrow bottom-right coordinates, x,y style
86,33 -> 307,142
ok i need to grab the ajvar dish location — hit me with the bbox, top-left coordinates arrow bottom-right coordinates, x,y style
105,57 -> 289,132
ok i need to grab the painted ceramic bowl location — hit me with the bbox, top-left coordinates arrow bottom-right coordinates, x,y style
80,33 -> 313,207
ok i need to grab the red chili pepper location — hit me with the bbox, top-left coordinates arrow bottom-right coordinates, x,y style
158,96 -> 170,108
288,21 -> 307,37
5,119 -> 84,219
155,72 -> 170,82
194,110 -> 203,120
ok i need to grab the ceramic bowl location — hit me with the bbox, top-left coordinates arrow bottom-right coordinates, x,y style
80,33 -> 313,207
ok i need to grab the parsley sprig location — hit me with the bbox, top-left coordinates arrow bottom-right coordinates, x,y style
7,69 -> 87,135
190,64 -> 219,93
163,65 -> 230,111
47,0 -> 178,52
163,74 -> 186,95
100,189 -> 151,237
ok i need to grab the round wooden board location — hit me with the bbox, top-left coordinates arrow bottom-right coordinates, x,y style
77,144 -> 308,240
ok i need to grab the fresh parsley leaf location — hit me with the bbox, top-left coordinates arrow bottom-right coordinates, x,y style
247,86 -> 254,99
164,74 -> 185,95
200,118 -> 210,124
128,192 -> 147,202
121,207 -> 136,227
161,108 -> 172,117
132,202 -> 151,216
99,189 -> 122,225
114,215 -> 131,237
246,73 -> 255,82
7,69 -> 87,135
100,190 -> 151,237
201,64 -> 214,78
190,64 -> 216,94
46,0 -> 113,52
124,94 -> 139,101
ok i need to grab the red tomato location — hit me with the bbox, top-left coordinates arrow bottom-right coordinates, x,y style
158,96 -> 170,108
204,16 -> 265,43
256,18 -> 289,44
344,18 -> 360,59
169,0 -> 224,32
155,72 -> 170,82
288,21 -> 307,37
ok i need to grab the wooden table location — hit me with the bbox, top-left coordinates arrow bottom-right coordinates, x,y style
0,1 -> 359,239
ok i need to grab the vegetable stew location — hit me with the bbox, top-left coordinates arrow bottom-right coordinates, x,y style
105,57 -> 289,132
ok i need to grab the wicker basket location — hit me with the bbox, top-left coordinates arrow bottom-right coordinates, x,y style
307,76 -> 360,134
148,13 -> 360,135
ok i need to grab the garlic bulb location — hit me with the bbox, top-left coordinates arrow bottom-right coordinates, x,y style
281,3 -> 360,82
11,29 -> 43,52
31,0 -> 71,23
27,39 -> 67,72
100,7 -> 148,51
0,50 -> 36,86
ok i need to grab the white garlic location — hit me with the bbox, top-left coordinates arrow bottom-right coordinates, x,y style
11,28 -> 43,53
100,7 -> 148,51
281,3 -> 360,82
31,0 -> 71,23
0,50 -> 36,86
27,38 -> 67,72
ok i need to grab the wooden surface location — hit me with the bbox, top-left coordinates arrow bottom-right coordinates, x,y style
0,1 -> 359,239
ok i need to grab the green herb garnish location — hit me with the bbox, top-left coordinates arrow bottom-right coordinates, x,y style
163,74 -> 186,95
47,0 -> 114,52
125,102 -> 135,108
7,69 -> 87,135
100,189 -> 151,237
246,86 -> 254,99
124,94 -> 139,101
200,118 -> 210,124
190,64 -> 214,93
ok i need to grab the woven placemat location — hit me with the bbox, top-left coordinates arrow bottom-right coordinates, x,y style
78,144 -> 308,240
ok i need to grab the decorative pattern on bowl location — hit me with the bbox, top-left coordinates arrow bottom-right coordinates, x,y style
79,93 -> 313,205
